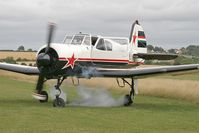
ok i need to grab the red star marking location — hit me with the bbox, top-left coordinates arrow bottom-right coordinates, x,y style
132,35 -> 137,44
63,53 -> 78,69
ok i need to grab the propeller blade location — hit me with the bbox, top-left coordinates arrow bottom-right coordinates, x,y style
45,23 -> 56,54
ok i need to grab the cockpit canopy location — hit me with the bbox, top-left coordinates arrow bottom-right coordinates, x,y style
63,34 -> 95,46
63,34 -> 128,46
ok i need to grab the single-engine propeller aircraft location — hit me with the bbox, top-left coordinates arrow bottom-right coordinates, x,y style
0,20 -> 199,107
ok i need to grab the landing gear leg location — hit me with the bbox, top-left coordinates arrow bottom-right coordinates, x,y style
123,78 -> 135,106
32,74 -> 48,103
53,77 -> 66,107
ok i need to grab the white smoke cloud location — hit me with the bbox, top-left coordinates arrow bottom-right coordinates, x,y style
70,86 -> 124,107
50,86 -> 67,102
80,67 -> 102,78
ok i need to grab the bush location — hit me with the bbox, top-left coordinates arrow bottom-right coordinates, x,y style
27,48 -> 33,52
1,57 -> 16,64
16,57 -> 22,61
174,56 -> 196,65
17,45 -> 25,51
16,58 -> 29,61
21,63 -> 27,66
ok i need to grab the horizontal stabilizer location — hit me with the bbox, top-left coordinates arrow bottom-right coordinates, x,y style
134,53 -> 178,60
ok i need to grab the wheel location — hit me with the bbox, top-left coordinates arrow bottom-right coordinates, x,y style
123,94 -> 133,106
53,97 -> 65,107
39,91 -> 48,103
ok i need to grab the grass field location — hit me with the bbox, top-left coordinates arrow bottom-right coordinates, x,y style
0,76 -> 199,133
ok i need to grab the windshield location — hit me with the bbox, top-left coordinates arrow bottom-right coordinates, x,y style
71,35 -> 85,45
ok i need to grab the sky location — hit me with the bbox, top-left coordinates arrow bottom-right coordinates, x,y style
0,0 -> 198,50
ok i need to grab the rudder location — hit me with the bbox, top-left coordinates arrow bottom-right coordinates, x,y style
129,20 -> 147,54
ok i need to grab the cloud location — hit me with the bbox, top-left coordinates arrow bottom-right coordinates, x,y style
0,0 -> 198,49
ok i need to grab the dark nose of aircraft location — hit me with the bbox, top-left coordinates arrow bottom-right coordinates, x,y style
36,53 -> 51,67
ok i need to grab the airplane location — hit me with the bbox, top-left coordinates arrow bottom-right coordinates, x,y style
0,20 -> 199,107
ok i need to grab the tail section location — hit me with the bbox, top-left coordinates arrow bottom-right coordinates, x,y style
129,21 -> 178,61
129,20 -> 147,54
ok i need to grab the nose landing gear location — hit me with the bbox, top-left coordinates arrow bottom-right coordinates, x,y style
53,96 -> 65,107
52,77 -> 66,107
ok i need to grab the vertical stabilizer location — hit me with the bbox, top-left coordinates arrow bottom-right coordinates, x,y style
129,20 -> 147,54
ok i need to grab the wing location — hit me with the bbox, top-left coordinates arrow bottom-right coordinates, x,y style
91,64 -> 199,79
0,62 -> 39,75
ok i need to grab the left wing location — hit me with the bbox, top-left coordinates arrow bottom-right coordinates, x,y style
0,63 -> 39,75
91,64 -> 199,79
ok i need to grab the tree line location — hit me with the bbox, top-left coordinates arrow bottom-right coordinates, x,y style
147,45 -> 199,57
17,45 -> 37,52
146,45 -> 199,65
0,45 -> 37,52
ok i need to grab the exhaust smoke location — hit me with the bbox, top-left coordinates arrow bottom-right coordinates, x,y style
50,86 -> 67,102
70,86 -> 124,107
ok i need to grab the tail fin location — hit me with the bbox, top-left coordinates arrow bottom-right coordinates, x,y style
129,20 -> 147,53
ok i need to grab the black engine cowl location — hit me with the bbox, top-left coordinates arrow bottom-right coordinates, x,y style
37,53 -> 51,67
36,48 -> 59,70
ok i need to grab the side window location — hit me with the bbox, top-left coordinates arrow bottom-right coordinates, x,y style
91,37 -> 98,46
105,40 -> 112,51
83,37 -> 90,45
96,39 -> 106,50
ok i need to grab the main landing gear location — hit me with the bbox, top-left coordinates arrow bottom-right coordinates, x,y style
33,90 -> 48,103
122,78 -> 135,106
32,74 -> 49,103
39,91 -> 48,103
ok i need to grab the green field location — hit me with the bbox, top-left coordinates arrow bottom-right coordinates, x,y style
160,72 -> 199,81
0,76 -> 199,133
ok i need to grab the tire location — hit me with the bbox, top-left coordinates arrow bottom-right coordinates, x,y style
39,91 -> 48,103
53,98 -> 65,107
123,94 -> 133,106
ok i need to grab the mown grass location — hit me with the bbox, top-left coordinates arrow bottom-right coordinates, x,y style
160,72 -> 199,81
0,76 -> 199,133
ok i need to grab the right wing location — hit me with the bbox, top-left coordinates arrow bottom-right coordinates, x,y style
91,64 -> 199,79
0,62 -> 39,75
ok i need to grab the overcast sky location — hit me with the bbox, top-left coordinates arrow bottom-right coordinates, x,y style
0,0 -> 198,50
